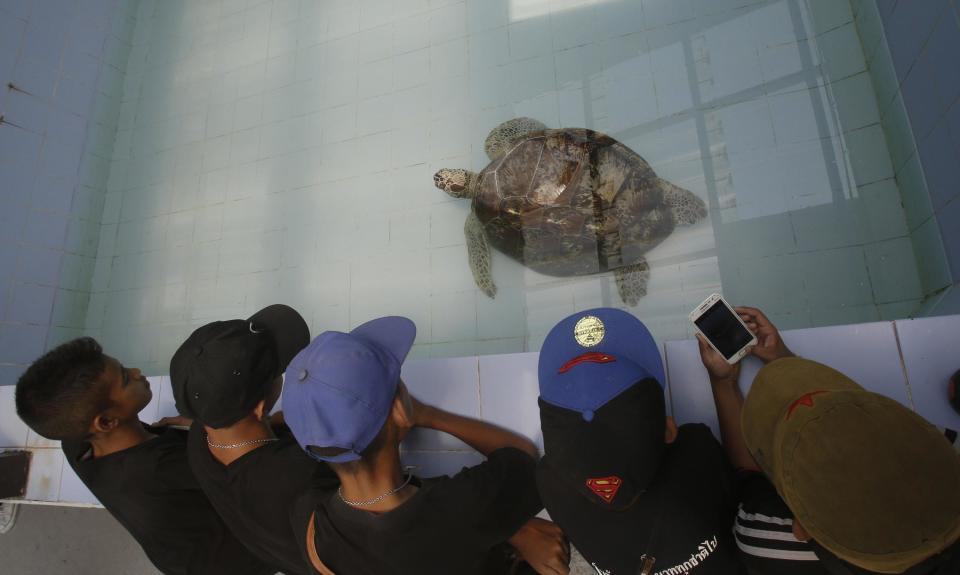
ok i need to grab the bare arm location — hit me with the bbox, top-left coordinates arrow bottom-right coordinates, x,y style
696,334 -> 758,471
418,404 -> 538,458
398,382 -> 537,458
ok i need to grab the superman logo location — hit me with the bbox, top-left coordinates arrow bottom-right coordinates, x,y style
585,476 -> 622,504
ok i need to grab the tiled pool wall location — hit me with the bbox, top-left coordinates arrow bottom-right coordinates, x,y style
852,0 -> 960,314
0,0 -> 140,385
0,0 -> 955,382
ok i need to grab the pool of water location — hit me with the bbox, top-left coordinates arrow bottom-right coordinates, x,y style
87,0 -> 922,373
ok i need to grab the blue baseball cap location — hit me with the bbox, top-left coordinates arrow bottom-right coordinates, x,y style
282,316 -> 416,463
538,308 -> 665,421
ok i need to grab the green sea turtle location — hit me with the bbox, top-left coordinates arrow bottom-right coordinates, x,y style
433,118 -> 707,305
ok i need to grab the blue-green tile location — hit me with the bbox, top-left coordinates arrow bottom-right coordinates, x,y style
847,124 -> 894,185
897,153 -> 933,231
831,72 -> 881,132
912,216 -> 952,294
864,236 -> 923,303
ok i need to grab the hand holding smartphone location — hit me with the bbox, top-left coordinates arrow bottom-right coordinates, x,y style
689,294 -> 757,364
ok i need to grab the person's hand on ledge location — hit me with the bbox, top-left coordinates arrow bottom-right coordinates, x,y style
508,517 -> 571,574
736,306 -> 794,363
153,415 -> 193,428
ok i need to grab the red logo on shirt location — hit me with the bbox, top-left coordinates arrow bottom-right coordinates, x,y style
586,476 -> 622,503
786,391 -> 829,420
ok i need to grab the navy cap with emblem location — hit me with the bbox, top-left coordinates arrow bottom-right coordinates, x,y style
538,308 -> 665,421
170,304 -> 310,429
538,308 -> 670,511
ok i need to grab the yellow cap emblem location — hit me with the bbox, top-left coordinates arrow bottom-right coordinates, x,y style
574,316 -> 605,347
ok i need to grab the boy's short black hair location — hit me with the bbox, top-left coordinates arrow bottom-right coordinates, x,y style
15,337 -> 111,441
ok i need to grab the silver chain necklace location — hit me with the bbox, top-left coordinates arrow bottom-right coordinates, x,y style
339,473 -> 413,507
206,435 -> 279,449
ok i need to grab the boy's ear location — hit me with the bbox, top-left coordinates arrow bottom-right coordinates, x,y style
252,398 -> 267,421
664,416 -> 678,445
391,394 -> 413,429
90,413 -> 120,435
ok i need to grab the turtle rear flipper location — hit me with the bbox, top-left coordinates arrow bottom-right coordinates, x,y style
614,259 -> 650,306
465,212 -> 497,298
659,179 -> 707,225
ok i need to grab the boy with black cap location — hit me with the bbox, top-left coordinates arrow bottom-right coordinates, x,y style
282,315 -> 570,575
698,306 -> 960,575
14,337 -> 272,575
536,308 -> 745,575
169,304 -> 339,575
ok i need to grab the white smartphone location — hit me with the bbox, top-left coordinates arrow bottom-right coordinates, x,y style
689,293 -> 757,364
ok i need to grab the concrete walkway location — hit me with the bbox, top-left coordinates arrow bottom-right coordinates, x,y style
0,504 -> 161,574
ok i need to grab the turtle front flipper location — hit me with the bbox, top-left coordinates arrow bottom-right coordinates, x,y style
465,212 -> 497,298
614,259 -> 650,306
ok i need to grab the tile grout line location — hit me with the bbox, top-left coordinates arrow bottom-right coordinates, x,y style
890,320 -> 916,411
475,356 -> 483,419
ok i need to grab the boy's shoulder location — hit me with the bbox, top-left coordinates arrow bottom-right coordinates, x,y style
64,425 -> 186,467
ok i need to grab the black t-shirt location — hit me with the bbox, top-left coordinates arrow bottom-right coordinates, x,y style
186,421 -> 339,575
538,423 -> 745,575
735,471 -> 960,575
291,447 -> 542,575
62,425 -> 272,575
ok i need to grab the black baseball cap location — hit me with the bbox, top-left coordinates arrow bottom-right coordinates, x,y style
170,304 -> 310,429
538,379 -> 667,511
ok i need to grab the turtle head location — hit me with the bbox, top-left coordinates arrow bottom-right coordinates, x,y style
434,168 -> 477,199
484,117 -> 548,159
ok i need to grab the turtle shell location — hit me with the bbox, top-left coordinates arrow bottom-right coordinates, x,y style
473,128 -> 674,277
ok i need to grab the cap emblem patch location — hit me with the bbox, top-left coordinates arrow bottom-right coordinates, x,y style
786,390 -> 829,420
558,352 -> 616,374
574,316 -> 605,347
586,476 -> 622,504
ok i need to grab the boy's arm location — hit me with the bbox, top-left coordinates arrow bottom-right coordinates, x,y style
400,383 -> 538,458
508,518 -> 570,575
696,334 -> 757,471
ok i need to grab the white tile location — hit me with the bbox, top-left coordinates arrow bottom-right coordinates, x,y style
662,340 -> 726,437
401,356 -> 481,451
666,321 -> 912,438
393,12 -> 431,54
140,375 -> 163,424
400,450 -> 486,478
26,428 -> 60,449
58,462 -> 100,505
0,386 -> 30,448
430,291 -> 478,342
393,48 -> 430,90
429,2 -> 468,45
154,376 -> 180,419
895,316 -> 960,430
24,448 -> 64,501
479,352 -> 543,450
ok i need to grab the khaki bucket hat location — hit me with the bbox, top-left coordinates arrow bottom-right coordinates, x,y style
742,358 -> 960,573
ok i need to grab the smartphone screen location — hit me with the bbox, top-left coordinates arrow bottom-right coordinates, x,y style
694,300 -> 754,360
